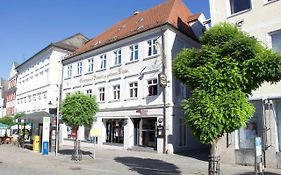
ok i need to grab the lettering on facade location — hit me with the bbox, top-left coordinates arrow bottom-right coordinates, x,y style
79,68 -> 129,84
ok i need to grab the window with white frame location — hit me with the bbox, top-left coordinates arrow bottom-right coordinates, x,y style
271,30 -> 281,53
229,0 -> 251,15
129,82 -> 138,98
67,65 -> 72,78
86,89 -> 93,97
130,44 -> 139,61
77,62 -> 83,75
88,58 -> 94,73
114,49 -> 122,65
147,39 -> 158,56
100,54 -> 107,69
99,87 -> 105,102
113,85 -> 120,100
147,79 -> 158,96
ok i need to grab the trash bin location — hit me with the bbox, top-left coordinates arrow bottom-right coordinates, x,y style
33,135 -> 40,152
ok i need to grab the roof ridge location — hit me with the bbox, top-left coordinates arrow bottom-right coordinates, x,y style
67,0 -> 199,59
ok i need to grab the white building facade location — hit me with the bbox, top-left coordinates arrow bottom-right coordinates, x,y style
62,0 -> 207,153
16,34 -> 88,115
209,0 -> 281,168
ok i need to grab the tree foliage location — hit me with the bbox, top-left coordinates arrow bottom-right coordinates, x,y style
0,116 -> 14,126
60,92 -> 99,129
173,23 -> 281,144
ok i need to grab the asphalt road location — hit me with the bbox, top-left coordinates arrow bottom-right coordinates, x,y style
0,144 -> 280,175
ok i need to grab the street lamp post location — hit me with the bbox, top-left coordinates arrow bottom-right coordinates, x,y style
157,28 -> 167,154
55,56 -> 64,157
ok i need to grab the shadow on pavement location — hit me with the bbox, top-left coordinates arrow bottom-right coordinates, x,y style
58,149 -> 93,156
114,157 -> 181,175
237,172 -> 280,175
175,148 -> 209,162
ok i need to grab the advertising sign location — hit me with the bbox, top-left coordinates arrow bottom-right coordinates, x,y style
255,137 -> 262,157
42,117 -> 50,155
90,123 -> 101,137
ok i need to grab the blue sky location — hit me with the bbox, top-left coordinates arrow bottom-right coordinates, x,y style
0,0 -> 210,80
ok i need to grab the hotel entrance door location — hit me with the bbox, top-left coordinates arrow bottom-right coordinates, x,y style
133,118 -> 156,149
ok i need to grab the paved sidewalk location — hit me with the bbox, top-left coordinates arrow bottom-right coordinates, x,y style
0,144 -> 280,175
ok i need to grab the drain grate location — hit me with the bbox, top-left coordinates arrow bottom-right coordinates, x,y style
69,167 -> 81,171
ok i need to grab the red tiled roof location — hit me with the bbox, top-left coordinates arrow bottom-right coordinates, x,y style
68,0 -> 200,59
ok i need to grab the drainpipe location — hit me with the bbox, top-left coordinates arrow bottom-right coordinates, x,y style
160,27 -> 167,154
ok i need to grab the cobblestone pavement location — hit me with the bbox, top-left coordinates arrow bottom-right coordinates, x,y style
0,144 -> 280,175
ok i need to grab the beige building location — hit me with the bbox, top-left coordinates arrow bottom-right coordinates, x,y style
209,0 -> 281,168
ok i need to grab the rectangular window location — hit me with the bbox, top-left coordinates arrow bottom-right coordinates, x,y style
271,30 -> 281,53
86,89 -> 93,97
100,54 -> 107,69
113,85 -> 120,100
77,62 -> 82,75
130,44 -> 139,61
67,65 -> 72,78
238,101 -> 263,149
99,87 -> 105,102
88,58 -> 94,73
148,79 -> 158,96
230,0 -> 251,15
147,39 -> 158,56
129,82 -> 138,98
114,49 -> 122,65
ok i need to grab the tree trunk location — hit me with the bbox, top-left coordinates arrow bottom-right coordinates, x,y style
209,139 -> 220,175
71,127 -> 81,161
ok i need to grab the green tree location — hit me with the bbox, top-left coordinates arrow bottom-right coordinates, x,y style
60,92 -> 99,160
173,23 -> 281,172
0,116 -> 14,126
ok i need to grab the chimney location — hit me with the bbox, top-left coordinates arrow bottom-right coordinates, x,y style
133,10 -> 140,15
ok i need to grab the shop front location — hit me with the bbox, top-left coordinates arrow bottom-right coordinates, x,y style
133,117 -> 157,149
104,119 -> 125,145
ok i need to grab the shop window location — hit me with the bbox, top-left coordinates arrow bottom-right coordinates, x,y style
238,100 -> 263,149
105,119 -> 124,144
147,79 -> 158,96
229,0 -> 251,15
